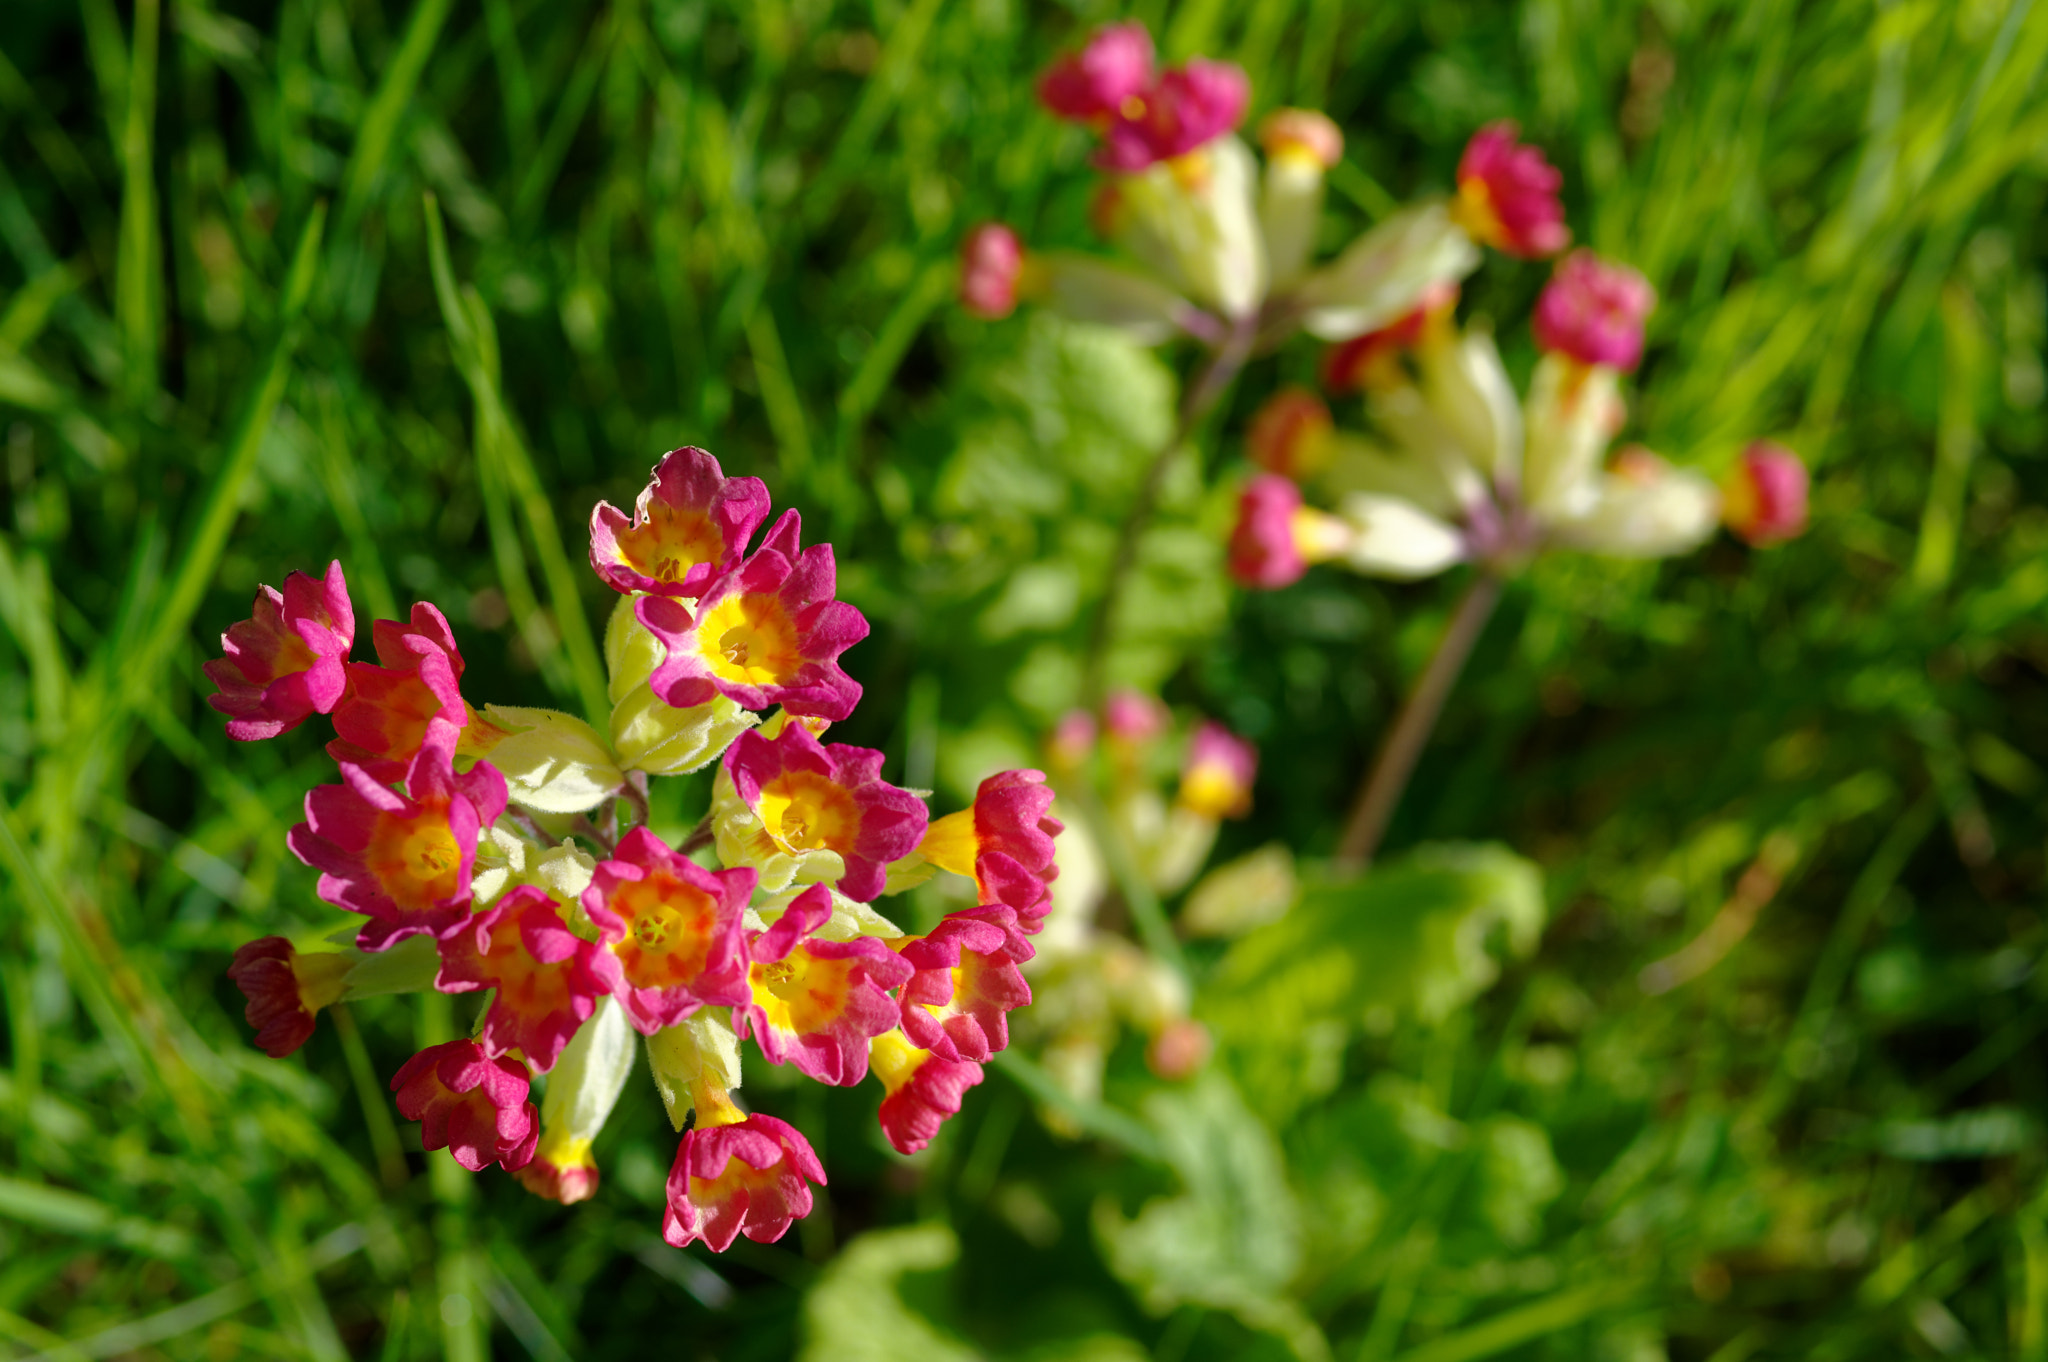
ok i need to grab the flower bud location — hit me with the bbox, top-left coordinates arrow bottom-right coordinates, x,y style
515,996 -> 637,1204
1246,388 -> 1334,481
1146,1018 -> 1212,1080
960,223 -> 1025,319
1037,22 -> 1155,121
204,561 -> 354,741
611,687 -> 758,776
1177,722 -> 1257,820
482,705 -> 624,814
1296,203 -> 1482,342
1258,109 -> 1343,171
1533,251 -> 1655,371
645,1009 -> 745,1132
1258,109 -> 1343,285
1723,441 -> 1809,546
1452,122 -> 1570,258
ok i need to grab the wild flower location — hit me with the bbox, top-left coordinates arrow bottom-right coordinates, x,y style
214,447 -> 1055,1245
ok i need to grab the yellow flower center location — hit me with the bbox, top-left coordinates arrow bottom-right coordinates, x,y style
696,593 -> 801,687
367,810 -> 463,907
617,506 -> 724,584
756,771 -> 859,855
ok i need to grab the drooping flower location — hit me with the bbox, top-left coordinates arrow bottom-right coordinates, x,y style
638,511 -> 869,721
1037,22 -> 1155,121
288,721 -> 507,951
737,885 -> 912,1085
226,933 -> 440,1057
516,997 -> 636,1205
1097,58 -> 1250,173
1723,441 -> 1809,546
662,1111 -> 826,1252
435,886 -> 621,1072
1258,109 -> 1344,286
204,561 -> 355,741
898,914 -> 1032,1063
870,1030 -> 985,1156
960,223 -> 1026,319
588,447 -> 771,599
1452,122 -> 1570,259
719,722 -> 928,902
1533,251 -> 1656,371
390,1039 -> 540,1172
1227,474 -> 1353,588
581,826 -> 755,1035
1177,722 -> 1258,818
326,602 -> 484,781
1247,387 -> 1335,481
917,770 -> 1064,930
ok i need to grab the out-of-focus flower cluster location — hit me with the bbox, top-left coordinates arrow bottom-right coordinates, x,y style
1020,691 -> 1286,1123
213,448 -> 1058,1252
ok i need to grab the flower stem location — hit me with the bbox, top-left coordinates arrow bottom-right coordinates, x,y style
1332,571 -> 1504,874
1079,319 -> 1256,709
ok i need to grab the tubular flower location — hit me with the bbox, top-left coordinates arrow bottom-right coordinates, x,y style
1247,388 -> 1335,481
1228,474 -> 1353,588
1321,282 -> 1459,393
638,511 -> 869,721
326,602 -> 482,781
918,770 -> 1064,930
288,721 -> 507,951
227,934 -> 440,1057
516,998 -> 635,1204
1724,441 -> 1809,546
960,223 -> 1026,319
1097,58 -> 1250,173
1037,22 -> 1155,121
1258,109 -> 1343,285
1452,122 -> 1570,259
662,1111 -> 825,1252
390,1040 -> 540,1172
1178,722 -> 1258,818
435,886 -> 621,1072
720,723 -> 928,902
898,915 -> 1032,1063
739,885 -> 912,1085
1533,250 -> 1656,371
589,447 -> 771,599
582,827 -> 755,1035
205,561 -> 354,741
870,1030 -> 986,1156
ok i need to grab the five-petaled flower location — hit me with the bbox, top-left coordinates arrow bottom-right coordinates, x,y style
582,827 -> 755,1034
205,561 -> 355,741
663,1110 -> 826,1252
898,915 -> 1031,1063
1452,122 -> 1570,259
589,447 -> 772,599
738,886 -> 913,1086
720,722 -> 928,902
918,769 -> 1065,931
870,1030 -> 986,1156
390,1039 -> 540,1172
288,720 -> 506,952
1723,441 -> 1810,547
326,602 -> 486,781
436,886 -> 621,1071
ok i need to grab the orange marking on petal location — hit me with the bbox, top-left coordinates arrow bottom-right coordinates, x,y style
756,770 -> 861,855
750,950 -> 857,1038
607,871 -> 721,989
614,505 -> 726,585
366,805 -> 464,908
695,593 -> 802,687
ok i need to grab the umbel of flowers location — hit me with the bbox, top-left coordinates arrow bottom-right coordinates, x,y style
958,23 -> 1567,359
212,448 -> 1058,1252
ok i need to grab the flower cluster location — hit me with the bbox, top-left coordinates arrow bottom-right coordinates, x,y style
214,448 -> 1056,1252
1018,692 -> 1264,1118
960,25 -> 1567,357
1229,187 -> 1810,589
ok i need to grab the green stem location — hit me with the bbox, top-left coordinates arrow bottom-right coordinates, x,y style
1333,571 -> 1503,874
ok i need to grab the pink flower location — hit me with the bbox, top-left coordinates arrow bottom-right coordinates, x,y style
204,561 -> 354,741
1178,721 -> 1257,818
870,1030 -> 984,1156
588,447 -> 771,599
1319,282 -> 1458,393
515,1153 -> 600,1207
326,602 -> 473,782
898,915 -> 1031,1063
662,1113 -> 825,1252
1046,709 -> 1097,772
1724,441 -> 1809,547
637,510 -> 869,721
724,723 -> 928,902
1104,690 -> 1168,746
390,1039 -> 539,1172
435,886 -> 621,1072
1259,108 -> 1344,169
1229,475 -> 1310,588
918,770 -> 1063,932
1533,250 -> 1656,371
960,223 -> 1026,320
1038,22 -> 1155,121
581,826 -> 755,1035
1246,388 -> 1334,481
1096,59 -> 1250,173
738,885 -> 912,1086
225,937 -> 353,1058
1453,122 -> 1570,259
288,721 -> 507,952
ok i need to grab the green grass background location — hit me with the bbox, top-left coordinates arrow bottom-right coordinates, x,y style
3,0 -> 2048,1358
